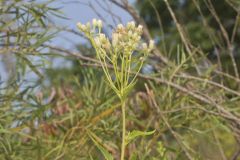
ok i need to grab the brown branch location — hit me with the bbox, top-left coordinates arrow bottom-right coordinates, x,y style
175,74 -> 240,97
164,0 -> 201,75
204,0 -> 239,79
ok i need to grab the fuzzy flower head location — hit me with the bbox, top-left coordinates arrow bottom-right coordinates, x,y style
77,22 -> 88,32
77,19 -> 103,34
112,21 -> 148,54
77,19 -> 154,56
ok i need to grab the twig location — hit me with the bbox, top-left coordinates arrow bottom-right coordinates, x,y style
205,0 -> 239,79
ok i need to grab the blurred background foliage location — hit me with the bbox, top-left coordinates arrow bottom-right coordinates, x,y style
1,0 -> 240,159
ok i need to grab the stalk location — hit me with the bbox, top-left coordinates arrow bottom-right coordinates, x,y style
77,20 -> 152,160
120,99 -> 126,160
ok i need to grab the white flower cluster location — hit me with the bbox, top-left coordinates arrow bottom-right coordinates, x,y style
77,20 -> 154,56
77,19 -> 102,33
112,22 -> 154,54
77,22 -> 91,33
112,22 -> 142,53
94,33 -> 111,50
77,19 -> 154,100
92,18 -> 102,28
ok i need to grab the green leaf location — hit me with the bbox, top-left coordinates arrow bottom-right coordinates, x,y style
25,5 -> 46,27
88,132 -> 114,160
125,129 -> 155,145
32,32 -> 57,49
17,54 -> 43,79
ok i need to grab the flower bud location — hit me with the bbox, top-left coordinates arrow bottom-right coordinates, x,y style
77,22 -> 82,28
94,37 -> 101,47
127,21 -> 135,29
77,22 -> 86,32
99,33 -> 106,42
92,19 -> 97,27
86,22 -> 91,31
137,25 -> 143,33
97,20 -> 103,28
128,30 -> 133,37
103,40 -> 111,50
132,33 -> 139,40
117,24 -> 124,30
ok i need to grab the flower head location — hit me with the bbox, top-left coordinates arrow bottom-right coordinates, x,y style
92,19 -> 97,27
97,20 -> 102,28
117,24 -> 124,30
77,22 -> 87,32
127,21 -> 135,30
94,37 -> 101,47
137,25 -> 143,34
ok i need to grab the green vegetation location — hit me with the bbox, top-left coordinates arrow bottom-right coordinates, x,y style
1,0 -> 240,159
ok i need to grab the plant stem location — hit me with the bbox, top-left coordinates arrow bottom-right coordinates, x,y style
120,99 -> 126,160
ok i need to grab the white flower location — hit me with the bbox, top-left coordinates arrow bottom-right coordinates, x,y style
112,33 -> 119,47
117,24 -> 124,30
97,20 -> 102,28
128,30 -> 133,36
92,19 -> 97,27
99,33 -> 106,42
132,33 -> 140,40
77,22 -> 87,31
127,21 -> 135,29
94,37 -> 101,47
137,25 -> 143,33
86,22 -> 91,30
97,33 -> 110,50
77,22 -> 82,28
103,40 -> 111,50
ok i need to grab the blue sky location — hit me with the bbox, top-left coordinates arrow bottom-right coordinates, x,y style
52,0 -> 135,49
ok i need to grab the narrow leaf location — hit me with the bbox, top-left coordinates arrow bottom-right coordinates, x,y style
88,132 -> 114,160
125,130 -> 155,145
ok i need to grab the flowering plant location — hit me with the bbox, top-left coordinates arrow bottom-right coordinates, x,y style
77,19 -> 154,159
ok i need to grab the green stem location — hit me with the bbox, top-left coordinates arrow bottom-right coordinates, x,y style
120,99 -> 126,160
